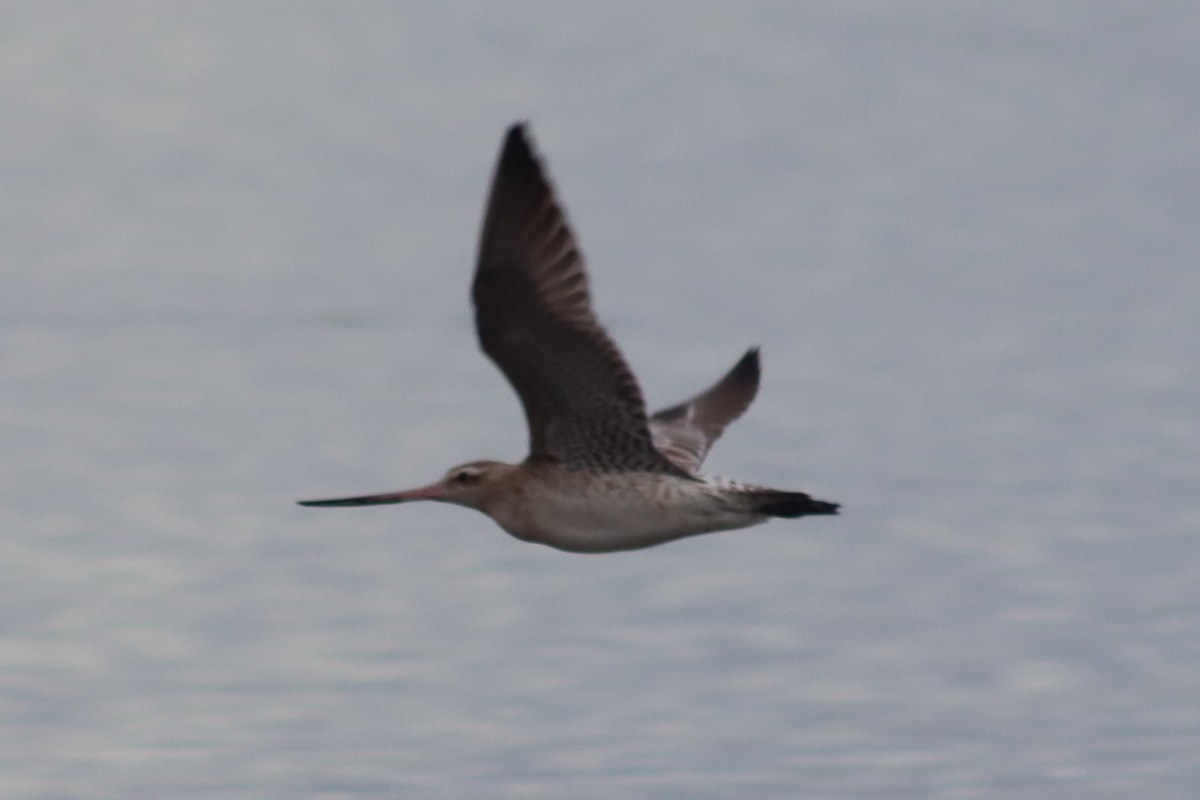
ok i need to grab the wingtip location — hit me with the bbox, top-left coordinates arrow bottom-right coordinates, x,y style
504,120 -> 534,150
494,121 -> 547,185
725,346 -> 761,395
738,346 -> 761,375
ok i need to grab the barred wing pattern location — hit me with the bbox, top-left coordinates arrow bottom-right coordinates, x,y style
473,124 -> 686,475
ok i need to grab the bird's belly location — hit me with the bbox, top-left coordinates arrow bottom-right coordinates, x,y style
494,480 -> 765,553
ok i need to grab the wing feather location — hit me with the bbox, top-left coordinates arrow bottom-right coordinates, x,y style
473,124 -> 686,474
650,348 -> 761,473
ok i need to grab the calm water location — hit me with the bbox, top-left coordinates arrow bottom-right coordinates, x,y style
3,4 -> 1198,798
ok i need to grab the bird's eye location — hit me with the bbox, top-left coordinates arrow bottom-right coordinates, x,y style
452,470 -> 476,484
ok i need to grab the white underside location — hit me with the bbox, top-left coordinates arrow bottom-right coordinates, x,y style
489,474 -> 768,553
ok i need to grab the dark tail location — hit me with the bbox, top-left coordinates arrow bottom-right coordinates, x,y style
754,491 -> 840,518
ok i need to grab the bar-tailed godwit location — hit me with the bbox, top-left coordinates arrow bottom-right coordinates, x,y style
299,123 -> 838,552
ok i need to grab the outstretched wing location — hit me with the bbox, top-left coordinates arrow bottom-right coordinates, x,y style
473,123 -> 686,474
650,348 -> 761,473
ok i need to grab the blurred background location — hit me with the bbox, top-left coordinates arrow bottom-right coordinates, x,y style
2,3 -> 1197,798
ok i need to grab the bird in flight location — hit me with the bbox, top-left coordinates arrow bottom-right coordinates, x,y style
299,123 -> 838,552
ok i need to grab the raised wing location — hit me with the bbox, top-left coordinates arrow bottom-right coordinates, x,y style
473,123 -> 686,474
650,348 -> 760,473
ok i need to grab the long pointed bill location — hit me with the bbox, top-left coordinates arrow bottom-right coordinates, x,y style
297,482 -> 444,507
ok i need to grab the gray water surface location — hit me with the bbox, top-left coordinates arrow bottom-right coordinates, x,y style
3,4 -> 1198,798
